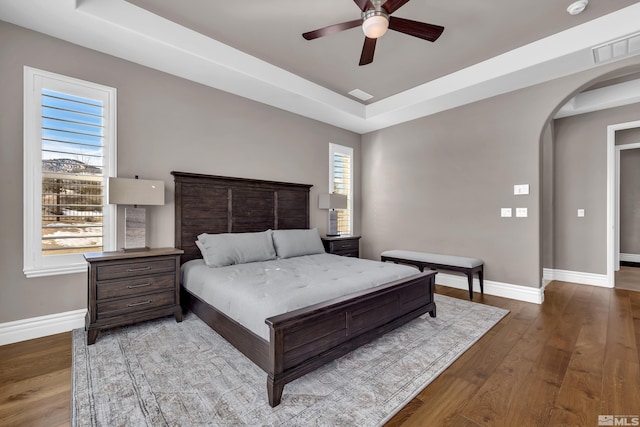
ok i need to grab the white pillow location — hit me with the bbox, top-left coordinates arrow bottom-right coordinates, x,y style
272,228 -> 325,259
196,230 -> 276,267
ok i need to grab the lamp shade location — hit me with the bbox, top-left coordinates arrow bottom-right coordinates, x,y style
108,177 -> 165,206
318,193 -> 348,210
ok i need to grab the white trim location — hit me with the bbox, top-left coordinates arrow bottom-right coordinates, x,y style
620,253 -> 640,263
542,268 -> 554,288
607,120 -> 640,288
23,262 -> 88,278
0,309 -> 86,346
555,79 -> 640,119
434,272 -> 544,305
543,268 -> 611,288
23,67 -> 117,278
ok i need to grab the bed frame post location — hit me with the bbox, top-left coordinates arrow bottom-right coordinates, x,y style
268,326 -> 285,407
267,376 -> 284,407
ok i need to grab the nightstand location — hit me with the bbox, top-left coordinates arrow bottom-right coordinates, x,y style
84,247 -> 184,345
322,235 -> 361,258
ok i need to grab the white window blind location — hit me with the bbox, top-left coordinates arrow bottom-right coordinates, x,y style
24,67 -> 116,277
329,143 -> 353,235
41,89 -> 105,255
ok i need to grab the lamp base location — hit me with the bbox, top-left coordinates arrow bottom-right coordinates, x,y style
328,210 -> 339,236
124,207 -> 147,251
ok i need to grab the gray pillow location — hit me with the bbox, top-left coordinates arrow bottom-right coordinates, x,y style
272,228 -> 325,259
196,230 -> 276,267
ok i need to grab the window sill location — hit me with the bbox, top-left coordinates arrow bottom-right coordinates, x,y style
23,263 -> 87,278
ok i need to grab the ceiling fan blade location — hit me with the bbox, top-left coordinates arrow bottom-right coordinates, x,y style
359,37 -> 377,66
388,16 -> 444,42
354,0 -> 374,12
382,0 -> 411,14
303,19 -> 362,40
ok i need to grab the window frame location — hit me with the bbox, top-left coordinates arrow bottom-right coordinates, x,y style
23,67 -> 117,278
329,143 -> 354,236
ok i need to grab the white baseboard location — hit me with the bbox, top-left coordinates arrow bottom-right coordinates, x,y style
0,309 -> 86,346
543,268 -> 612,288
435,272 -> 545,304
620,253 -> 640,263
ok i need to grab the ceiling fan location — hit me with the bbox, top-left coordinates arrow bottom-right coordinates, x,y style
302,0 -> 444,66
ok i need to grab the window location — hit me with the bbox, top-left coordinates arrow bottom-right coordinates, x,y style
329,143 -> 353,235
24,67 -> 116,277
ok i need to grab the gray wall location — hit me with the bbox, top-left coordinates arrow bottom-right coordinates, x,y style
620,145 -> 640,255
552,104 -> 640,274
0,21 -> 360,323
616,128 -> 640,146
361,61 -> 640,288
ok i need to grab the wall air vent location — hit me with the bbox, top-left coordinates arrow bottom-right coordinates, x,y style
592,32 -> 640,64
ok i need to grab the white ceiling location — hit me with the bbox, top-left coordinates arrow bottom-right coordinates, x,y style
1,0 -> 640,133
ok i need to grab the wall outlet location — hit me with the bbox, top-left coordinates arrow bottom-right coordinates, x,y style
514,184 -> 529,195
516,207 -> 528,217
501,208 -> 512,217
577,209 -> 585,217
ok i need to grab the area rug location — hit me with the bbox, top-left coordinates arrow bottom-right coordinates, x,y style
72,294 -> 508,426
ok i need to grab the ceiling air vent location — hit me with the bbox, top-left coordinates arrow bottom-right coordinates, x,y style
348,89 -> 373,101
592,32 -> 640,64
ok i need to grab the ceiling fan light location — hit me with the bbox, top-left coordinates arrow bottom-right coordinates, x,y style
362,14 -> 389,39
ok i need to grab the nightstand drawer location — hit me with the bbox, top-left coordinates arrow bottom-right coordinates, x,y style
96,258 -> 175,281
97,274 -> 175,300
333,248 -> 359,257
330,239 -> 359,251
96,291 -> 175,319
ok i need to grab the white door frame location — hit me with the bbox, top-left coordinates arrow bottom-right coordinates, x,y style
607,120 -> 640,287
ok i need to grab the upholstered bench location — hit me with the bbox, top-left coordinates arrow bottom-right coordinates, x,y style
381,250 -> 484,300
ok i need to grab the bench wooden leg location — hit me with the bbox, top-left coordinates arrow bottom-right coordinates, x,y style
466,271 -> 474,300
478,267 -> 484,294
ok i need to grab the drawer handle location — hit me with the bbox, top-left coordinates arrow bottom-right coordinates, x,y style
127,283 -> 152,289
127,300 -> 152,307
126,266 -> 152,272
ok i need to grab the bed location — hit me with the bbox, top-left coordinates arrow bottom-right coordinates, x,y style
172,171 -> 437,407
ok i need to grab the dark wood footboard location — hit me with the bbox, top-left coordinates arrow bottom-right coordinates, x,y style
265,271 -> 436,406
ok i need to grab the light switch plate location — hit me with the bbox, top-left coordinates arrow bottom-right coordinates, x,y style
577,209 -> 585,217
514,184 -> 529,195
516,207 -> 528,217
501,208 -> 512,217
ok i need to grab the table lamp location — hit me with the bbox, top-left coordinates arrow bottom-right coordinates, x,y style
108,176 -> 165,251
319,193 -> 348,236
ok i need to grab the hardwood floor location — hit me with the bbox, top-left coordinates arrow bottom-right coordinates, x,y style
389,282 -> 640,426
0,332 -> 71,427
0,281 -> 638,427
616,264 -> 640,292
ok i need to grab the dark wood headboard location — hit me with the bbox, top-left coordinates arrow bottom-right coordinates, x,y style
172,171 -> 312,264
